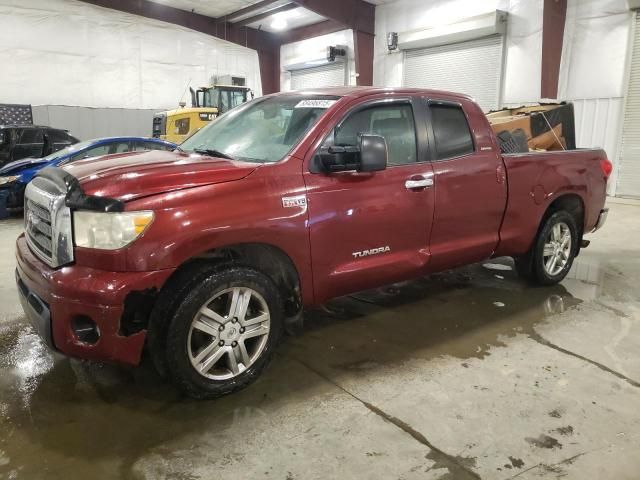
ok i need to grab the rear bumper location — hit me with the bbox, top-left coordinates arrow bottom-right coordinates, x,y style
592,208 -> 608,232
15,234 -> 174,365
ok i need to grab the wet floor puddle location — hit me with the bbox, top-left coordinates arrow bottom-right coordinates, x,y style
0,256 -> 618,478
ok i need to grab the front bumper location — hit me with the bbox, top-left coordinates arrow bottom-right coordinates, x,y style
15,234 -> 174,365
592,208 -> 608,232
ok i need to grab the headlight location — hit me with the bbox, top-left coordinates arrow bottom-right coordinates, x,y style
73,211 -> 154,250
0,175 -> 19,185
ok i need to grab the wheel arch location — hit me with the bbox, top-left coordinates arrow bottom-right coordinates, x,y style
542,193 -> 585,237
165,242 -> 303,318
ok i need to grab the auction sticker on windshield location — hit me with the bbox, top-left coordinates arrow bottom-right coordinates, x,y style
295,99 -> 337,109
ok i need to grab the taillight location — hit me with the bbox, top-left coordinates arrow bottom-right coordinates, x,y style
600,158 -> 613,179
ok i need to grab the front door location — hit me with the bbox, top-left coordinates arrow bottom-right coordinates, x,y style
303,97 -> 435,303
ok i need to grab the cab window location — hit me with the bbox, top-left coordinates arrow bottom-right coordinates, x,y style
19,128 -> 44,145
430,104 -> 474,160
328,103 -> 417,166
176,118 -> 190,135
70,144 -> 110,161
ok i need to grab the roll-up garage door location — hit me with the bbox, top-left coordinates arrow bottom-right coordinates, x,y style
290,62 -> 346,90
403,35 -> 504,112
617,12 -> 640,198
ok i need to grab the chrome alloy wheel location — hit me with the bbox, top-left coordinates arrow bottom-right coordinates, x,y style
187,287 -> 271,380
542,222 -> 572,277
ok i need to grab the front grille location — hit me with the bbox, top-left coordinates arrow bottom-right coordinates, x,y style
24,179 -> 74,268
25,199 -> 53,258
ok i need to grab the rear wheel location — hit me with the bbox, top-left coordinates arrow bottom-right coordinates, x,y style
163,265 -> 283,399
515,210 -> 577,286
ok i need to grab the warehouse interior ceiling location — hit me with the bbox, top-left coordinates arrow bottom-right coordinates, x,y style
147,0 -> 283,18
146,0 -> 329,32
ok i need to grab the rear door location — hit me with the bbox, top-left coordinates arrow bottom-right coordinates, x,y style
424,98 -> 507,271
304,96 -> 435,302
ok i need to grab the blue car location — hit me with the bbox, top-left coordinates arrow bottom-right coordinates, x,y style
0,136 -> 176,209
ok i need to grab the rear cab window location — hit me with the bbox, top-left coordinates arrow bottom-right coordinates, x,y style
428,102 -> 475,160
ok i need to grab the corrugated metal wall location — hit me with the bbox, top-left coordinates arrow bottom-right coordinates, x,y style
570,98 -> 624,196
32,106 -> 157,141
616,11 -> 640,199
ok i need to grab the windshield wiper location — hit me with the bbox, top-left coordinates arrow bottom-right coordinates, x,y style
193,148 -> 235,160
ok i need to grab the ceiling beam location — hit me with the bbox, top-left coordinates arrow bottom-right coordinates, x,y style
354,30 -> 374,86
541,0 -> 567,98
77,0 -> 280,50
234,3 -> 298,27
277,19 -> 346,44
292,0 -> 375,36
225,0 -> 283,22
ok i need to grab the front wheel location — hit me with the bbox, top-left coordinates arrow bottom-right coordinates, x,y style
164,265 -> 283,399
515,210 -> 578,286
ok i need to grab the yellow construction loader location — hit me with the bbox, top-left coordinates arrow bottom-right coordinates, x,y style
152,84 -> 252,144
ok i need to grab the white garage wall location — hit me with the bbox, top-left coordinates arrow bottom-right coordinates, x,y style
374,0 -> 634,196
280,30 -> 356,91
558,0 -> 633,195
0,0 -> 262,111
373,0 -> 544,105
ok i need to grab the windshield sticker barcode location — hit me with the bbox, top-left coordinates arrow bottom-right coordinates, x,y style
294,99 -> 337,109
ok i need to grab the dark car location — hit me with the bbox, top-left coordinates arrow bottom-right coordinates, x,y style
0,125 -> 79,167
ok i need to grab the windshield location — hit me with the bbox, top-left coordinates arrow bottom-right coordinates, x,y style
39,140 -> 94,162
181,95 -> 339,163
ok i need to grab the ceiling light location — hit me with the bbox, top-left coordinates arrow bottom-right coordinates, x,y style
270,14 -> 288,30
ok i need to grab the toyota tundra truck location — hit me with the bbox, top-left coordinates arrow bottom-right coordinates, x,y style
15,87 -> 611,398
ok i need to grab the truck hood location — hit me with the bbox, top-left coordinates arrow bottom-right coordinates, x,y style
62,150 -> 259,202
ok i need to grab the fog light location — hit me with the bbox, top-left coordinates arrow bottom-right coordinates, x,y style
71,316 -> 100,344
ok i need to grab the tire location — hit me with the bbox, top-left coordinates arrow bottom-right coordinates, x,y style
516,210 -> 578,286
147,261 -> 221,378
162,264 -> 283,399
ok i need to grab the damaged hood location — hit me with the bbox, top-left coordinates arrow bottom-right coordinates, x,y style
62,150 -> 259,202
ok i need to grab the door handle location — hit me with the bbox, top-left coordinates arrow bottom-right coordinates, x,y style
405,177 -> 433,190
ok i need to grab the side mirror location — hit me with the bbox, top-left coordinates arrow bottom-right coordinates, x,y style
314,134 -> 388,173
359,134 -> 387,172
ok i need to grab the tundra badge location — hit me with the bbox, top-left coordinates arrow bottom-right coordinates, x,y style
352,246 -> 391,258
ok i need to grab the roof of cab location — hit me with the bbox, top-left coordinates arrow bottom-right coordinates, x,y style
270,86 -> 474,102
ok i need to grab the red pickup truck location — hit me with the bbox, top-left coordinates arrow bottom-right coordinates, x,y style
15,87 -> 610,398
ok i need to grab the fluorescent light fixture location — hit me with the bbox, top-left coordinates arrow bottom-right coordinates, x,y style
270,13 -> 288,30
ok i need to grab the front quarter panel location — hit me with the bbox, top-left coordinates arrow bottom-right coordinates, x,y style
73,158 -> 315,304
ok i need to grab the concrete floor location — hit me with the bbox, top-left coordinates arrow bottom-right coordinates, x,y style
0,203 -> 639,480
